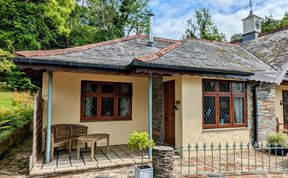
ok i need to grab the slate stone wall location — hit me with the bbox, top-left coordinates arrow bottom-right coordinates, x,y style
152,76 -> 164,144
248,83 -> 277,143
152,146 -> 174,178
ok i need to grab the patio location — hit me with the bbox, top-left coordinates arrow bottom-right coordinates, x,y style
30,145 -> 150,176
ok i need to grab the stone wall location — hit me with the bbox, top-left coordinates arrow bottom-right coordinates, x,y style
248,82 -> 277,143
152,146 -> 174,178
152,76 -> 164,144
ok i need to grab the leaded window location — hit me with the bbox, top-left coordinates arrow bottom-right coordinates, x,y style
81,81 -> 132,121
202,80 -> 247,128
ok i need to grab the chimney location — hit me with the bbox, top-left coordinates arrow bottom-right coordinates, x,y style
148,13 -> 154,47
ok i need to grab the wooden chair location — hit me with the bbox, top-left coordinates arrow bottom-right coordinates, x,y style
43,124 -> 88,160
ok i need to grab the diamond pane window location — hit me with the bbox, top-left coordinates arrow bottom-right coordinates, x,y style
83,82 -> 98,93
118,84 -> 132,95
102,84 -> 115,93
81,81 -> 132,121
83,97 -> 97,117
203,96 -> 216,125
219,81 -> 230,92
203,81 -> 215,92
101,97 -> 114,117
232,82 -> 244,93
219,96 -> 230,125
234,97 -> 244,123
203,80 -> 246,128
118,96 -> 130,117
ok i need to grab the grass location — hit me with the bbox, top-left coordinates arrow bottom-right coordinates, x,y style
0,91 -> 15,110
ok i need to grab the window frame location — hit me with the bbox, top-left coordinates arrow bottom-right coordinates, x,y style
202,80 -> 247,129
80,81 -> 132,121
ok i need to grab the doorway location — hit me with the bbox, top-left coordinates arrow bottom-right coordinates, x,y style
164,80 -> 175,146
283,90 -> 288,129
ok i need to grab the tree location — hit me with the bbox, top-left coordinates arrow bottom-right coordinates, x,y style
80,0 -> 150,40
230,33 -> 242,43
262,12 -> 288,33
262,15 -> 281,33
0,0 -> 75,51
0,49 -> 37,91
183,8 -> 226,42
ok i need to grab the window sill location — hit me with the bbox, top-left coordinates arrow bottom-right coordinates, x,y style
202,127 -> 248,132
80,118 -> 132,122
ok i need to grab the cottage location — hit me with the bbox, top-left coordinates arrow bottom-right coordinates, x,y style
13,12 -> 288,175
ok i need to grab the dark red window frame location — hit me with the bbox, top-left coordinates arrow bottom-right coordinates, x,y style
202,80 -> 247,129
80,81 -> 132,121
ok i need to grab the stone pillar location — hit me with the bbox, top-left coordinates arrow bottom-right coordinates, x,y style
152,76 -> 164,144
247,83 -> 277,143
153,146 -> 174,178
257,83 -> 277,142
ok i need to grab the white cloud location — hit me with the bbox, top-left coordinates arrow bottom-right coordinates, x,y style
151,0 -> 288,40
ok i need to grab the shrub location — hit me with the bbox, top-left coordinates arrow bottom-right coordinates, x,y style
267,133 -> 288,147
128,131 -> 154,167
0,91 -> 33,143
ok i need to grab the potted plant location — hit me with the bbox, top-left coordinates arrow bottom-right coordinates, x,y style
128,131 -> 154,178
267,133 -> 288,156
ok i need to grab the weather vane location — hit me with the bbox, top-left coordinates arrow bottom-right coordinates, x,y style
249,0 -> 253,15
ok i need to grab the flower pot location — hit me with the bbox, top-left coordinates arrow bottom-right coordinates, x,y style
270,145 -> 288,156
134,165 -> 153,178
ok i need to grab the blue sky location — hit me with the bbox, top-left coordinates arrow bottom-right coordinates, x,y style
149,0 -> 288,40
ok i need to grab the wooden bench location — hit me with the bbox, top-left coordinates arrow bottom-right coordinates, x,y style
43,124 -> 88,160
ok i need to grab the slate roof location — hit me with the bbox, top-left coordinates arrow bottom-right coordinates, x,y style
148,39 -> 274,73
15,35 -> 177,68
14,28 -> 288,83
241,29 -> 288,71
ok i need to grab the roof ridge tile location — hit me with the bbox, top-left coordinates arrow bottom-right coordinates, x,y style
135,41 -> 183,62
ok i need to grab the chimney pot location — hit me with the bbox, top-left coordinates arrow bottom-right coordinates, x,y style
148,13 -> 154,47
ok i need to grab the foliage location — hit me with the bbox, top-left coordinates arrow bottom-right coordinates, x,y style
267,133 -> 288,147
67,0 -> 150,46
128,131 -> 154,166
183,8 -> 226,42
262,12 -> 288,33
0,49 -> 13,73
0,0 -> 75,51
0,49 -> 37,91
230,33 -> 242,43
0,91 -> 33,143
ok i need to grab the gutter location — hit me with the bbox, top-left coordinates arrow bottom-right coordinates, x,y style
252,81 -> 261,145
130,60 -> 254,76
13,57 -> 255,77
13,57 -> 127,71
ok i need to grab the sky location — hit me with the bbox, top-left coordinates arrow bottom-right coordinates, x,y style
149,0 -> 288,40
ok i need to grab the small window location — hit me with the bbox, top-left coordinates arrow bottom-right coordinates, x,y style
202,80 -> 246,128
101,84 -> 115,93
83,82 -> 98,93
203,81 -> 215,92
81,81 -> 132,121
219,81 -> 230,92
203,96 -> 216,125
232,82 -> 244,93
82,97 -> 97,118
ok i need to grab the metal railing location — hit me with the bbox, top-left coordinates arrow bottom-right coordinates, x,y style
173,143 -> 288,176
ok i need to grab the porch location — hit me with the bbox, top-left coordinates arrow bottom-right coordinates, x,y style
30,145 -> 150,176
